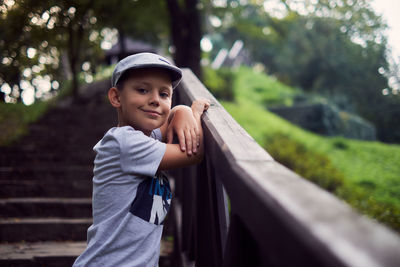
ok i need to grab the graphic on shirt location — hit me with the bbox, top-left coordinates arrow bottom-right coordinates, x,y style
130,175 -> 172,225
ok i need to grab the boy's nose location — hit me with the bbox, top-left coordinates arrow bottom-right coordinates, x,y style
148,91 -> 160,106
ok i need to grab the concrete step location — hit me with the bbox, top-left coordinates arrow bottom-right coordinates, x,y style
0,165 -> 93,180
0,151 -> 95,165
0,218 -> 92,242
0,179 -> 92,198
0,239 -> 172,267
0,148 -> 93,159
0,198 -> 92,218
0,241 -> 86,267
0,136 -> 101,151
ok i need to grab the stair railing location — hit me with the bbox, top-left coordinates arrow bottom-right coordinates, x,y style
167,69 -> 400,267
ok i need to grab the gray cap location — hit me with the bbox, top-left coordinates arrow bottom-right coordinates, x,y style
111,52 -> 182,88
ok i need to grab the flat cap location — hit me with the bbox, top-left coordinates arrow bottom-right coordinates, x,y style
111,52 -> 182,88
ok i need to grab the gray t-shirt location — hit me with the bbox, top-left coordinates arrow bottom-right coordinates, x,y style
73,126 -> 171,267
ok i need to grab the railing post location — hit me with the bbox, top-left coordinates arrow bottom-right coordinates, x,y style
169,70 -> 230,267
223,214 -> 260,267
194,155 -> 226,266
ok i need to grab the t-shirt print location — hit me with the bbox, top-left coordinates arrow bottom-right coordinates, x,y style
130,174 -> 172,225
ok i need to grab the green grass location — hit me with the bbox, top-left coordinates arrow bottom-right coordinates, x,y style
0,101 -> 49,146
219,66 -> 400,232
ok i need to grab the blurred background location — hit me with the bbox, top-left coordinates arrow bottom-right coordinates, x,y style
0,0 -> 399,232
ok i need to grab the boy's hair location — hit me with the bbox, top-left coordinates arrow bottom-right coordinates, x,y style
112,53 -> 182,90
115,69 -> 137,91
115,68 -> 173,91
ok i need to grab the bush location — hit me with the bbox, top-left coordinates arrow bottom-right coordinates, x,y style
203,67 -> 235,101
263,133 -> 400,231
264,133 -> 345,193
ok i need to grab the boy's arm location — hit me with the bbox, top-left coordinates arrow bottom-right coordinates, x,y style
160,105 -> 200,156
158,99 -> 210,171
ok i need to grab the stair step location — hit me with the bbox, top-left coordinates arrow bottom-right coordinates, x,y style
0,218 -> 92,242
0,165 -> 93,180
0,146 -> 97,154
0,179 -> 92,198
0,241 -> 86,267
0,152 -> 95,165
0,198 -> 92,218
0,239 -> 172,267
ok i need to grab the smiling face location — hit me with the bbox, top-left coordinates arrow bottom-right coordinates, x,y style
109,68 -> 173,136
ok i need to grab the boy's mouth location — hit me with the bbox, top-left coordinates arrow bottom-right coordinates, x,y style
142,109 -> 162,117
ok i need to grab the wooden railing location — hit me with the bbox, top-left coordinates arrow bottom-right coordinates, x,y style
167,69 -> 400,267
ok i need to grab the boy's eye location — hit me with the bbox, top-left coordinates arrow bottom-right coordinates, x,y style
160,92 -> 170,98
137,88 -> 147,94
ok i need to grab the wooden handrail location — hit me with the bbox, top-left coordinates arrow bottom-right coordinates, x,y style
168,69 -> 400,267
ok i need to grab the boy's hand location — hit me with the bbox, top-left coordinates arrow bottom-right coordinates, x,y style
191,98 -> 210,118
158,99 -> 210,171
166,106 -> 199,156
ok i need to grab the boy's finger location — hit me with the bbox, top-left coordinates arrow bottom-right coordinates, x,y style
177,130 -> 186,151
195,127 -> 200,147
185,129 -> 192,155
191,129 -> 197,154
166,128 -> 173,144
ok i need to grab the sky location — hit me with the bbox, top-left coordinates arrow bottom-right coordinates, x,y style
371,0 -> 400,59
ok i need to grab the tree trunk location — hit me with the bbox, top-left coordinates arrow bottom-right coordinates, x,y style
66,0 -> 94,101
67,24 -> 80,100
118,28 -> 127,60
165,0 -> 202,79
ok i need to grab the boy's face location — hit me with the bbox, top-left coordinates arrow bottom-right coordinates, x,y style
112,68 -> 173,135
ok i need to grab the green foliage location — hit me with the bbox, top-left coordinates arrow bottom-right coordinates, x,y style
232,66 -> 296,106
265,133 -> 345,193
93,0 -> 169,44
208,1 -> 400,142
332,138 -> 349,150
264,132 -> 400,230
221,67 -> 400,232
203,67 -> 235,101
232,66 -> 325,108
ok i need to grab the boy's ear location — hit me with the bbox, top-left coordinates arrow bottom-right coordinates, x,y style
108,87 -> 121,108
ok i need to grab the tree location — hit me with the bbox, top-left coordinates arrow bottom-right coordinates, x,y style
93,0 -> 204,79
0,1 -> 42,103
206,0 -> 400,142
0,0 -> 102,102
93,0 -> 170,57
166,0 -> 203,78
1,0 -> 207,104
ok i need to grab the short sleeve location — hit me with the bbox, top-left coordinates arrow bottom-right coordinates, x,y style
151,128 -> 163,141
115,126 -> 166,177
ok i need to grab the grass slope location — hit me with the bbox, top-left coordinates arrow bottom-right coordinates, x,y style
0,101 -> 49,146
221,67 -> 400,232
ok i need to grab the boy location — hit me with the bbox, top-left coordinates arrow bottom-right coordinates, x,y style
73,53 -> 209,266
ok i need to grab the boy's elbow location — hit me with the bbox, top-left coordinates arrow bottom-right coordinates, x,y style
159,143 -> 204,171
193,151 -> 204,165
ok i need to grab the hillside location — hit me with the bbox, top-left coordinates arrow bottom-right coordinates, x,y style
208,66 -> 400,232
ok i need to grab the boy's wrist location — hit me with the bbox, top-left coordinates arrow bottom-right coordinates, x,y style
168,105 -> 191,123
192,110 -> 202,120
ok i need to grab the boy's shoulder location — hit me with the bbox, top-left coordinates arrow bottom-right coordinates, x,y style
95,126 -> 164,160
108,126 -> 133,136
103,126 -> 162,143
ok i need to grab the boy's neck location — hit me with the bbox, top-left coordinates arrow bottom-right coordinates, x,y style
117,122 -> 152,136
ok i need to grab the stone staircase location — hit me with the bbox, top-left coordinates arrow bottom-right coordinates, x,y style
0,80 -> 173,266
